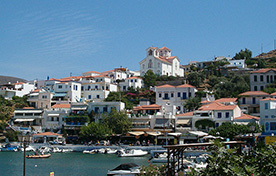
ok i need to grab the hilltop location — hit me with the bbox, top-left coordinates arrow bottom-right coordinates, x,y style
0,75 -> 26,85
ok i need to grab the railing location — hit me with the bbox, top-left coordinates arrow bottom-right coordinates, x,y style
64,122 -> 86,126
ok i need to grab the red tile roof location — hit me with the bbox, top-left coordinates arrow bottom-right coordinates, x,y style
176,84 -> 195,88
176,111 -> 194,117
239,91 -> 269,96
270,92 -> 276,96
33,132 -> 62,136
51,104 -> 71,109
213,98 -> 237,103
23,107 -> 35,109
156,84 -> 175,88
126,76 -> 142,80
83,71 -> 101,75
199,102 -> 237,111
133,104 -> 161,111
13,82 -> 25,85
235,114 -> 260,120
160,46 -> 171,51
251,68 -> 276,73
260,98 -> 276,101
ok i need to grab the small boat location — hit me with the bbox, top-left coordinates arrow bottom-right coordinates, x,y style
118,149 -> 148,157
52,147 -> 62,153
106,148 -> 117,154
38,146 -> 51,153
151,152 -> 168,163
26,153 -> 51,159
107,163 -> 141,176
62,148 -> 73,153
83,150 -> 95,154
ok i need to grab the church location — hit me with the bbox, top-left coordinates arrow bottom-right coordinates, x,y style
139,46 -> 184,77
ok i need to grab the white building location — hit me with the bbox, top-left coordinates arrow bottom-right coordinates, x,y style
139,47 -> 184,77
250,68 -> 276,91
154,84 -> 197,115
119,76 -> 144,91
0,82 -> 35,99
260,98 -> 276,134
81,75 -> 118,101
53,81 -> 81,103
87,101 -> 125,122
227,59 -> 246,69
28,88 -> 54,109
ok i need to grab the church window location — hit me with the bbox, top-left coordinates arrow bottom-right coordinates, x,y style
142,64 -> 145,69
148,59 -> 153,68
148,50 -> 153,56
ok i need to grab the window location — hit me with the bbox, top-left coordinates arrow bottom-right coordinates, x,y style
216,123 -> 219,128
265,103 -> 268,109
254,86 -> 258,91
96,95 -> 100,99
58,85 -> 62,89
95,107 -> 100,113
148,59 -> 153,68
81,86 -> 84,91
148,49 -> 153,56
103,107 -> 108,112
88,86 -> 91,90
159,93 -> 162,98
261,86 -> 264,90
171,93 -> 174,97
225,112 -> 230,118
75,85 -> 78,90
265,115 -> 268,118
218,112 -> 222,118
265,122 -> 269,131
272,115 -> 275,118
164,93 -> 169,100
178,92 -> 181,97
242,98 -> 246,104
252,97 -> 256,104
131,80 -> 133,82
88,95 -> 91,99
254,75 -> 257,82
267,75 -> 270,83
270,122 -> 276,130
95,86 -> 98,89
260,75 -> 263,81
182,92 -> 187,99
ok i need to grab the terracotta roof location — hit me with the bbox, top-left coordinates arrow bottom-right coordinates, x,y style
126,76 -> 142,80
160,46 -> 171,51
260,98 -> 276,101
251,68 -> 276,73
23,107 -> 35,109
51,104 -> 71,109
199,102 -> 237,111
235,114 -> 260,120
33,132 -> 62,136
133,104 -> 161,111
92,74 -> 110,78
60,76 -> 82,81
176,84 -> 195,88
176,111 -> 194,117
13,82 -> 25,85
82,71 -> 101,75
213,98 -> 237,103
156,56 -> 172,64
200,100 -> 211,104
270,92 -> 276,96
239,91 -> 269,96
32,89 -> 40,93
101,69 -> 115,75
156,84 -> 175,88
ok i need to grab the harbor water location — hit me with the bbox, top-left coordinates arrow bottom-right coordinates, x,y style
0,152 -> 150,176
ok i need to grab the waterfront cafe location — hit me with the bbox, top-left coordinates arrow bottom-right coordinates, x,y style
33,132 -> 64,144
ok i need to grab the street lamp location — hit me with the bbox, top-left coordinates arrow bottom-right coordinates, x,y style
18,133 -> 33,176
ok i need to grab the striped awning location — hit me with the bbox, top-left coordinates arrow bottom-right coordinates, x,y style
128,131 -> 145,136
176,119 -> 191,125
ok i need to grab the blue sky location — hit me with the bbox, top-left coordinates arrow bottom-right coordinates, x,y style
1,0 -> 276,80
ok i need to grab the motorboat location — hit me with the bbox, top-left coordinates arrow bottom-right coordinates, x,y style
0,144 -> 19,152
52,147 -> 62,153
151,152 -> 168,163
38,146 -> 51,153
83,150 -> 95,154
26,153 -> 51,159
107,163 -> 141,176
106,148 -> 117,154
62,148 -> 73,153
118,149 -> 148,157
97,148 -> 106,154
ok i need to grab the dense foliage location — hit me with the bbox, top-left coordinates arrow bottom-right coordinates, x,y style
233,48 -> 252,60
142,70 -> 157,88
188,141 -> 276,176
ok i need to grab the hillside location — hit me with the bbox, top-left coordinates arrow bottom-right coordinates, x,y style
255,49 -> 276,59
0,75 -> 27,85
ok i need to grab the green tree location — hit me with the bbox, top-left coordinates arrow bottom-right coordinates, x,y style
184,97 -> 201,111
143,70 -> 157,88
233,48 -> 252,60
80,122 -> 111,140
186,72 -> 205,87
102,108 -> 132,134
256,58 -> 266,68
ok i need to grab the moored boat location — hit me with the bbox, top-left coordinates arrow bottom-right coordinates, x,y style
26,153 -> 51,159
107,163 -> 141,176
118,149 -> 148,157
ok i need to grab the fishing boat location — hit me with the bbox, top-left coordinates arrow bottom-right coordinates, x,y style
118,149 -> 148,157
107,163 -> 141,176
26,153 -> 51,159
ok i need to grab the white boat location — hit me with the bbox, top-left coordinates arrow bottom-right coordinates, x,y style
151,152 -> 168,163
97,148 -> 106,154
38,146 -> 51,153
118,149 -> 148,157
62,148 -> 73,153
107,163 -> 141,176
83,150 -> 95,154
52,147 -> 62,153
21,145 -> 35,152
106,148 -> 117,154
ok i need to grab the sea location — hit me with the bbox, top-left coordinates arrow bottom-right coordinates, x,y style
0,152 -> 150,176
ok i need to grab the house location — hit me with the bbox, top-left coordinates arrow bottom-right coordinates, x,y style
139,47 -> 184,77
0,82 -> 35,99
260,98 -> 276,134
81,75 -> 117,101
250,68 -> 276,91
119,76 -> 144,91
175,112 -> 193,132
154,84 -> 197,115
233,113 -> 260,125
238,91 -> 270,116
28,88 -> 54,109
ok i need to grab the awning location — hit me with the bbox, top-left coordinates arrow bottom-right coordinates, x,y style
53,93 -> 67,97
176,119 -> 191,125
128,131 -> 145,136
71,107 -> 87,110
233,122 -> 249,125
15,119 -> 35,122
189,131 -> 208,137
47,114 -> 60,117
132,121 -> 149,125
146,131 -> 162,136
29,93 -> 39,96
168,132 -> 182,137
